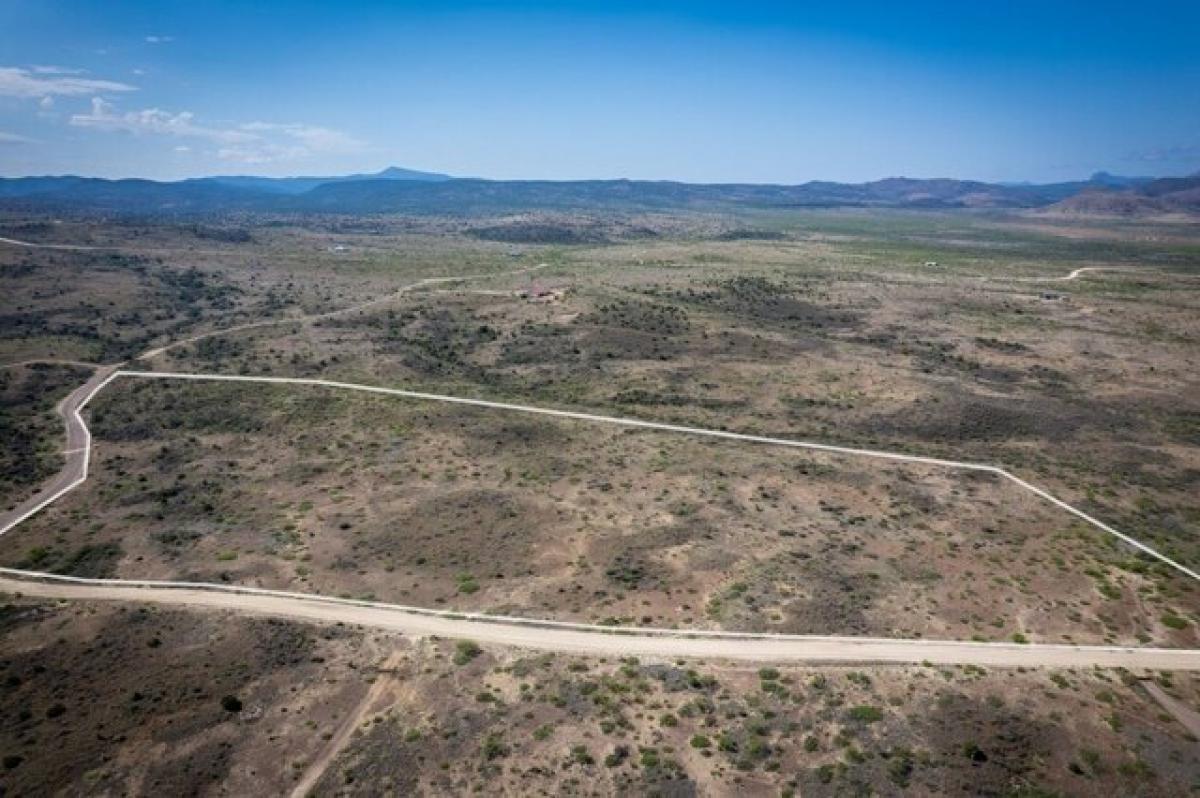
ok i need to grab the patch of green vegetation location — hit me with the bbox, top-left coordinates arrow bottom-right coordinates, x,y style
453,640 -> 482,666
846,705 -> 883,723
16,542 -> 122,578
1161,613 -> 1189,630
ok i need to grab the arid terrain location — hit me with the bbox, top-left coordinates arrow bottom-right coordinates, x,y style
2,208 -> 1198,795
2,596 -> 1197,796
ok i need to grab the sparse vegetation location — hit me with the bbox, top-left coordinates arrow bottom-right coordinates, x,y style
2,209 -> 1199,796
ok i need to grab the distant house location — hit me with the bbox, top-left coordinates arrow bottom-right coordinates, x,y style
923,260 -> 939,268
519,278 -> 566,302
328,244 -> 349,253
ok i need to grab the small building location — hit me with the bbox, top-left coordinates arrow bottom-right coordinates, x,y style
519,278 -> 566,302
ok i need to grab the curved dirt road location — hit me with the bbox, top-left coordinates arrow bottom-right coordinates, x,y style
0,365 -> 116,535
136,264 -> 546,360
106,369 -> 1200,583
3,242 -> 1198,669
3,571 -> 1198,669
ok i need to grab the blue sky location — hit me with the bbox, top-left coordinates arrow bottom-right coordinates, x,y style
1,0 -> 1197,183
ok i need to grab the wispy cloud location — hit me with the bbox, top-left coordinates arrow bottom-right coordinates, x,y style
1123,145 -> 1200,164
70,98 -> 257,143
0,131 -> 35,144
240,122 -> 366,154
31,65 -> 84,75
68,98 -> 367,164
216,143 -> 308,164
0,66 -> 136,99
144,35 -> 174,44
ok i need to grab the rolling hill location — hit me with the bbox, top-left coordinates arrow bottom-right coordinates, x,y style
0,168 -> 1193,217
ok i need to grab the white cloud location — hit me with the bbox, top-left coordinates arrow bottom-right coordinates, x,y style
39,96 -> 54,110
0,131 -> 35,144
0,66 -> 135,98
240,122 -> 366,154
217,143 -> 309,164
144,35 -> 174,44
31,65 -> 84,75
68,98 -> 367,164
70,97 -> 258,144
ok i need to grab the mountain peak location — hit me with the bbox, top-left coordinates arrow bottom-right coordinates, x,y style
370,166 -> 452,182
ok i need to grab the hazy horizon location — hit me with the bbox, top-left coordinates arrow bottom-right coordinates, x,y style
2,164 -> 1192,187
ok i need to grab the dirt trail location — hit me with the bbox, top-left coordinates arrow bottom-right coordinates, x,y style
1143,680 -> 1200,739
99,369 -> 1200,584
2,574 -> 1199,670
291,649 -> 407,797
0,365 -> 117,535
3,236 -> 1198,669
136,263 -> 547,360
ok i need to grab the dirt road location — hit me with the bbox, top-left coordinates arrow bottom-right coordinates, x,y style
0,365 -> 117,535
3,246 -> 1197,670
136,264 -> 547,360
0,235 -> 104,251
1143,681 -> 1200,738
108,369 -> 1200,584
290,650 -> 407,798
2,571 -> 1198,670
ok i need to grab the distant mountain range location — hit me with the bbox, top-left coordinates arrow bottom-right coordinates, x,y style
1043,174 -> 1200,217
0,167 -> 1195,217
187,165 -> 452,195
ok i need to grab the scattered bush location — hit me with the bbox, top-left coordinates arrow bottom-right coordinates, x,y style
454,640 -> 482,666
847,705 -> 883,723
482,733 -> 509,761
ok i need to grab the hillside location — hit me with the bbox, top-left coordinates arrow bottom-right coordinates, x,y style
0,169 -> 1193,217
1045,175 -> 1200,217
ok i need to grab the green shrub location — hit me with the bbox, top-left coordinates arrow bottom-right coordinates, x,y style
1161,614 -> 1189,630
888,752 -> 914,786
482,733 -> 508,760
847,705 -> 883,723
453,640 -> 482,665
604,746 -> 629,767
